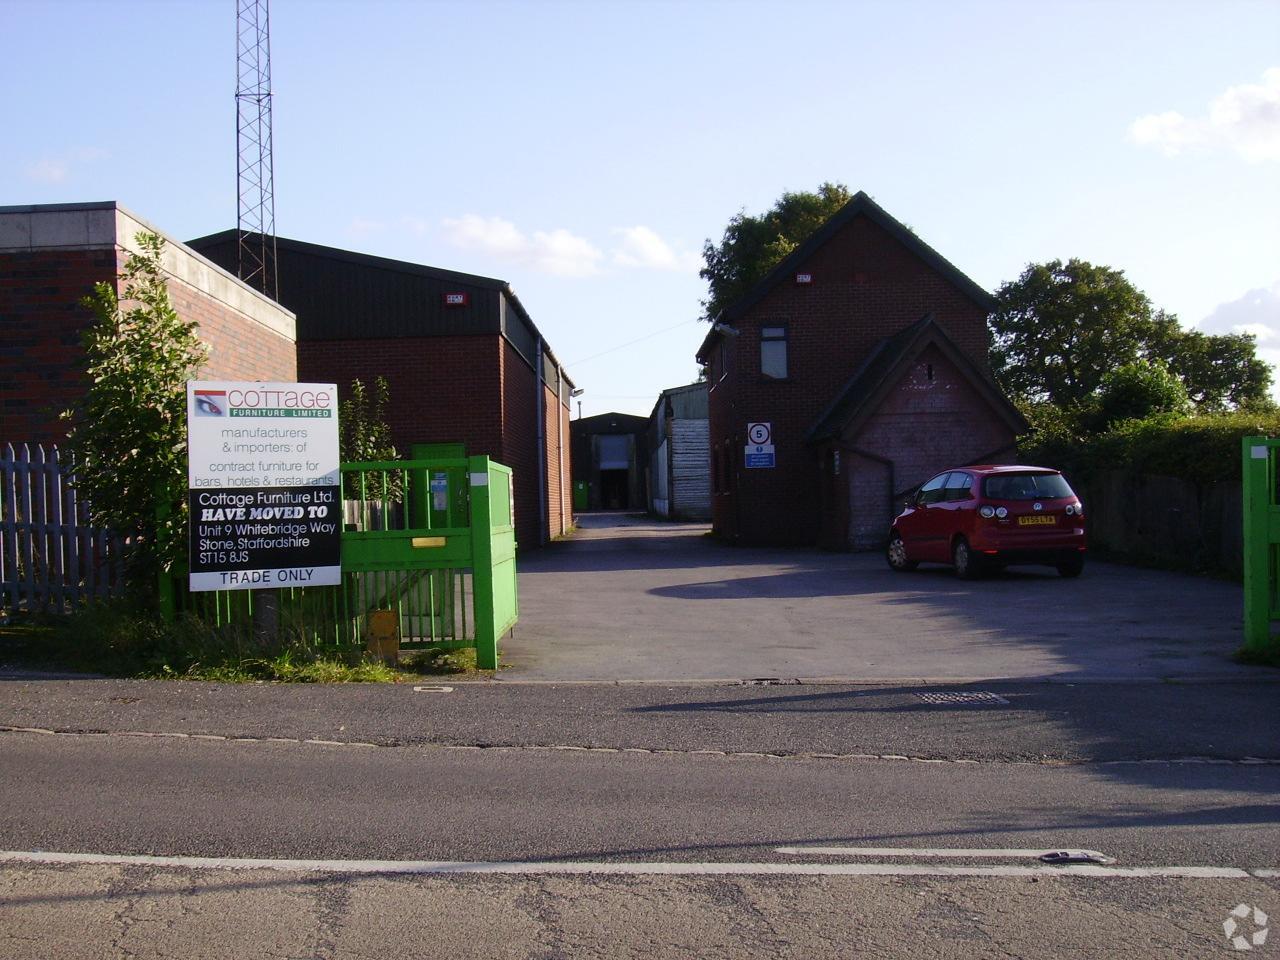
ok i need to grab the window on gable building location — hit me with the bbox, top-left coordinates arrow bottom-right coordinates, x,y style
761,326 -> 788,379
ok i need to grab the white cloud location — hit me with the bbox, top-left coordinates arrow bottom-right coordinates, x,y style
24,147 -> 109,184
611,225 -> 703,273
1130,68 -> 1280,162
441,214 -> 603,277
347,217 -> 386,238
25,158 -> 69,183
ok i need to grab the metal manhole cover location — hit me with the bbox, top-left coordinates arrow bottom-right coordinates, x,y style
916,691 -> 1009,706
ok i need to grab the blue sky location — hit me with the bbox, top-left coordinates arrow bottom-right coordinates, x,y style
6,0 -> 1279,417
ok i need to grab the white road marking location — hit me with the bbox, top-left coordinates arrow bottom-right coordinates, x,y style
775,846 -> 1111,860
0,851 -> 1273,880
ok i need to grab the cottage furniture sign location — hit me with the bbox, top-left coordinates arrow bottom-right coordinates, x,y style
187,382 -> 341,592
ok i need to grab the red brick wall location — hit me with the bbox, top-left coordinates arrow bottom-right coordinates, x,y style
707,211 -> 997,547
842,346 -> 1017,548
2,248 -> 297,445
1,249 -> 118,444
299,335 -> 505,461
167,282 -> 296,383
499,340 -> 542,549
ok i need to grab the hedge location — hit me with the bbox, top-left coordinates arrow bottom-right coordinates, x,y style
1018,410 -> 1280,487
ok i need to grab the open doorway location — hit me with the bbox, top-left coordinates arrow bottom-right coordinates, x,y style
599,469 -> 630,510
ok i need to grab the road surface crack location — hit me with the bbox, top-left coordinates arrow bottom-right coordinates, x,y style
3,724 -> 1277,768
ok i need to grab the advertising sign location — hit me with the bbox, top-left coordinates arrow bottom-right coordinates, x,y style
187,382 -> 341,592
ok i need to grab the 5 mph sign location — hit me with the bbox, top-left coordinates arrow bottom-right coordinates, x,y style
745,421 -> 775,469
186,381 -> 341,592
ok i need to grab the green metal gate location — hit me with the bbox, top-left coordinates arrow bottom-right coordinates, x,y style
165,454 -> 517,669
1241,436 -> 1280,660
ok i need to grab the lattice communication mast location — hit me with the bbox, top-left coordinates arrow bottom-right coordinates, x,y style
235,0 -> 278,300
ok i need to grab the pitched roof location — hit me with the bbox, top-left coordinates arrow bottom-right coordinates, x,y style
807,314 -> 1028,444
696,191 -> 994,362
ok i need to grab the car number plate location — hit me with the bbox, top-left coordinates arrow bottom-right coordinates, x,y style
1018,515 -> 1056,526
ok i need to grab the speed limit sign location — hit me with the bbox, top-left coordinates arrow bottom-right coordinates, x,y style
747,422 -> 771,445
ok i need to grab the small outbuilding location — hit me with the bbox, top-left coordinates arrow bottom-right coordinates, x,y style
570,412 -> 647,511
646,382 -> 710,520
695,191 -> 1027,550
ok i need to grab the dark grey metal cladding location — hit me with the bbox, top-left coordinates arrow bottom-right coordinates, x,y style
187,231 -> 506,341
500,294 -> 537,366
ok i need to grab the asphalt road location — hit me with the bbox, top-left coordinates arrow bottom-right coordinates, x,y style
2,675 -> 1277,763
1,725 -> 1277,959
2,677 -> 1278,958
510,514 -> 1252,682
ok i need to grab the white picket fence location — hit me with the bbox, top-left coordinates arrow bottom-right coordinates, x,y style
1,443 -> 125,613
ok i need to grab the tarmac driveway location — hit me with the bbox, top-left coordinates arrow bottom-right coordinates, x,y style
504,513 -> 1254,682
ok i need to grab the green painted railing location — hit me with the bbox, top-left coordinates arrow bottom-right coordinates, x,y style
164,454 -> 517,669
1242,437 -> 1280,658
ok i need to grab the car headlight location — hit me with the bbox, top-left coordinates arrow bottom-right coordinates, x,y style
995,506 -> 1008,519
979,505 -> 995,519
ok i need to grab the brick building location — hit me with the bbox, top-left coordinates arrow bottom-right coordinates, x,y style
187,232 -> 574,549
0,202 -> 296,446
695,192 -> 1026,549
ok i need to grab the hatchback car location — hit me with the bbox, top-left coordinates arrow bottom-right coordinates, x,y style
887,465 -> 1086,578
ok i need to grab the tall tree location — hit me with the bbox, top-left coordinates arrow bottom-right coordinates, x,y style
700,182 -> 852,320
990,258 -> 1272,409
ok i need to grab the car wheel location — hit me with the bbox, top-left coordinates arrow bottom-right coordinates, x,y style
887,532 -> 917,572
1057,554 -> 1085,578
952,537 -> 982,580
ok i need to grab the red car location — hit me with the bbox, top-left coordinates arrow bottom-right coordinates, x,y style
887,465 -> 1086,579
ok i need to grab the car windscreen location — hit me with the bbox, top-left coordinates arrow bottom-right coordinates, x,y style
982,472 -> 1074,501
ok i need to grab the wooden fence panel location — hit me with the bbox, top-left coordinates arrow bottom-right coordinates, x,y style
0,442 -> 124,613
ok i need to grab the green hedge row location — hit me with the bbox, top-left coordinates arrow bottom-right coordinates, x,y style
1019,410 -> 1280,487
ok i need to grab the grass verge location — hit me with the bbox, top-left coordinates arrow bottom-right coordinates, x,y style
0,608 -> 493,683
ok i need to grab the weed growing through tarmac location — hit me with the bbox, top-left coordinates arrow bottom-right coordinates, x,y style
0,608 -> 492,683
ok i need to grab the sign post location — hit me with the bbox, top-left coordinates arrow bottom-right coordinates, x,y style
186,382 -> 341,592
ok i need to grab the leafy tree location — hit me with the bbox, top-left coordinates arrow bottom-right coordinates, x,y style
63,233 -> 207,599
991,258 -> 1272,410
1094,360 -> 1191,427
700,182 -> 852,320
339,377 -> 397,463
1158,328 -> 1273,411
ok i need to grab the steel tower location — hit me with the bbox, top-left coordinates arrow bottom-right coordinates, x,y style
235,0 -> 277,300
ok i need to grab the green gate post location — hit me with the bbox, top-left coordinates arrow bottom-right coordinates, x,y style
469,455 -> 500,670
1241,436 -> 1277,656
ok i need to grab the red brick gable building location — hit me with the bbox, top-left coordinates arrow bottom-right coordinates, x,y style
696,192 -> 1026,549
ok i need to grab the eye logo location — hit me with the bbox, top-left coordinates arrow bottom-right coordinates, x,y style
194,390 -> 226,416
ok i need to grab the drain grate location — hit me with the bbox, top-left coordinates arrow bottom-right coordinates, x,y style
915,691 -> 1010,706
737,678 -> 802,687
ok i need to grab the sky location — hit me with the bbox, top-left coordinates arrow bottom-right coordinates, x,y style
4,0 -> 1279,418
